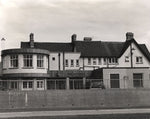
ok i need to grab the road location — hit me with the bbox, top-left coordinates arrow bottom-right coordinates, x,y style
1,108 -> 150,118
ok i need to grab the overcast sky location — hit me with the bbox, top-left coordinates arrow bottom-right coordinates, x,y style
0,0 -> 150,50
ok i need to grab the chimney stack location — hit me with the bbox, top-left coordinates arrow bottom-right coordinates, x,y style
71,34 -> 77,43
126,32 -> 134,41
83,37 -> 92,42
29,33 -> 34,48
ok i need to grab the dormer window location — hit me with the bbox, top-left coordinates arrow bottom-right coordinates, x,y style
136,56 -> 143,64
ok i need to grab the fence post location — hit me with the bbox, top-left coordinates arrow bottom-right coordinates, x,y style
25,92 -> 28,107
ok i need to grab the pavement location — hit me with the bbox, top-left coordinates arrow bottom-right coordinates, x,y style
1,108 -> 150,118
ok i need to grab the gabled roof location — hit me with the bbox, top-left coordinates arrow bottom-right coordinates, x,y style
21,39 -> 150,61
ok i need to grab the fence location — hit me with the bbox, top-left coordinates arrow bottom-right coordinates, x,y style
0,78 -> 150,91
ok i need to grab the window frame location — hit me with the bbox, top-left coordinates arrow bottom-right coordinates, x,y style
37,55 -> 44,68
136,56 -> 143,64
23,54 -> 33,68
10,55 -> 18,68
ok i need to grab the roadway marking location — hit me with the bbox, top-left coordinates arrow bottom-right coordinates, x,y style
1,108 -> 150,118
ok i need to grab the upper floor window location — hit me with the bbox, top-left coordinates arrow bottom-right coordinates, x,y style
71,59 -> 74,67
98,58 -> 101,65
10,55 -> 18,68
103,58 -> 107,65
76,59 -> 79,67
136,56 -> 143,64
125,56 -> 129,62
88,58 -> 91,65
23,54 -> 33,68
2,57 -> 7,69
37,55 -> 44,68
108,58 -> 118,64
37,81 -> 44,88
93,58 -> 97,65
65,59 -> 68,67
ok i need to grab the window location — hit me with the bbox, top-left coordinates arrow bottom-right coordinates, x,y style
2,57 -> 7,69
37,81 -> 44,88
71,59 -> 74,67
37,55 -> 44,68
47,80 -> 66,90
125,56 -> 129,62
88,58 -> 91,65
110,74 -> 120,88
76,59 -> 79,67
93,58 -> 96,65
108,58 -> 118,64
65,59 -> 68,67
10,55 -> 18,68
133,73 -> 143,88
98,58 -> 101,65
52,57 -> 55,61
69,79 -> 83,89
23,55 -> 33,68
103,58 -> 107,65
23,81 -> 33,89
136,57 -> 143,64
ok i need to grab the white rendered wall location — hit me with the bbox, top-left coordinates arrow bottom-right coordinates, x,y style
118,42 -> 150,68
2,54 -> 48,74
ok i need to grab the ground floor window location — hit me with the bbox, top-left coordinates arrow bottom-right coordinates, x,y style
133,73 -> 143,88
37,80 -> 44,88
23,81 -> 33,89
47,80 -> 66,90
69,79 -> 83,89
11,81 -> 18,89
110,74 -> 120,88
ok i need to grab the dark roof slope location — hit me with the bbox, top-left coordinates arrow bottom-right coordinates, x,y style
21,42 -> 73,52
21,40 -> 150,61
75,41 -> 124,57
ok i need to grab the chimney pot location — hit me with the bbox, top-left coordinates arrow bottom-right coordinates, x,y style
83,37 -> 92,41
126,32 -> 134,41
71,34 -> 77,43
29,33 -> 34,48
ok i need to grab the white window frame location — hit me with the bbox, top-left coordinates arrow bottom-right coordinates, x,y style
37,55 -> 44,68
71,59 -> 74,67
37,80 -> 44,89
10,55 -> 18,68
93,58 -> 97,65
23,54 -> 33,68
76,59 -> 79,67
88,58 -> 91,65
125,56 -> 129,62
136,56 -> 143,64
65,59 -> 68,67
98,58 -> 101,65
22,81 -> 33,90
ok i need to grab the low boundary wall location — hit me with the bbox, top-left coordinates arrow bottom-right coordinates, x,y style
0,89 -> 150,109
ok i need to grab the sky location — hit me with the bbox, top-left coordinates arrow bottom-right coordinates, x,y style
0,0 -> 150,50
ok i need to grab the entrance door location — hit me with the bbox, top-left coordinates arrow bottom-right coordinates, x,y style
110,74 -> 120,88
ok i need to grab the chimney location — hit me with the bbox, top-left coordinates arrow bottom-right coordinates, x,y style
126,32 -> 134,41
71,34 -> 77,43
83,37 -> 92,42
29,33 -> 34,48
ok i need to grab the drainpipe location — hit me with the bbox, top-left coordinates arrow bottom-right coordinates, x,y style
58,53 -> 60,71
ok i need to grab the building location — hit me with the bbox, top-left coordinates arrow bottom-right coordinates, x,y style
0,32 -> 150,90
